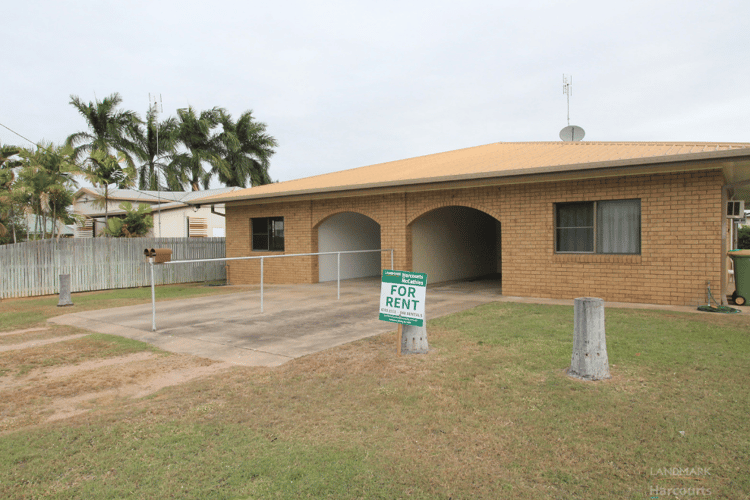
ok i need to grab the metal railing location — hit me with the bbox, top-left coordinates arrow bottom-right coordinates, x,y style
148,248 -> 394,331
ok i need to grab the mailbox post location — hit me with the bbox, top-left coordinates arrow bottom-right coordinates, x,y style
145,248 -> 172,331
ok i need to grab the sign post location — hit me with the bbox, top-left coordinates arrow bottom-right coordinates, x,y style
379,270 -> 428,354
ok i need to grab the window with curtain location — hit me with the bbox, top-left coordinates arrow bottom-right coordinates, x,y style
556,199 -> 640,254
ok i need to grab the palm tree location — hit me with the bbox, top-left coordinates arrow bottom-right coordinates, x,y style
17,143 -> 79,239
132,106 -> 178,190
171,106 -> 223,191
66,93 -> 140,167
215,109 -> 277,187
80,150 -> 135,234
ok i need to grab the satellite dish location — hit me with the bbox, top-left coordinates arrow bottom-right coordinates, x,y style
560,125 -> 585,142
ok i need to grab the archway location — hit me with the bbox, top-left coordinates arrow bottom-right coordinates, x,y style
410,206 -> 501,284
317,212 -> 382,282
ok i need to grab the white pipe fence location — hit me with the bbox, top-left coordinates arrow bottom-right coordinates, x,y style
0,238 -> 226,299
150,248 -> 394,331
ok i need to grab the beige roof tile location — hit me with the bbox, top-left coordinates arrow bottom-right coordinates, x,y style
197,141 -> 750,203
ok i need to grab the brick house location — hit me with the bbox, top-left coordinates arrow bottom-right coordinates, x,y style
197,141 -> 750,306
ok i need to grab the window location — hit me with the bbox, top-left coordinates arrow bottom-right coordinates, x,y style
556,199 -> 640,254
252,217 -> 284,251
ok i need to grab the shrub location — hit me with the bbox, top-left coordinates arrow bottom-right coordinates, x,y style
104,202 -> 154,237
738,226 -> 750,249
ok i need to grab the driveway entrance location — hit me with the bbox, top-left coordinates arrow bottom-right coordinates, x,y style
50,278 -> 502,367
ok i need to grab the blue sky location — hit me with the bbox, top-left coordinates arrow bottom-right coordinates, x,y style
2,0 -> 749,187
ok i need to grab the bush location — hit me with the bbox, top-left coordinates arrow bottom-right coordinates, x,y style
738,226 -> 750,249
103,202 -> 154,237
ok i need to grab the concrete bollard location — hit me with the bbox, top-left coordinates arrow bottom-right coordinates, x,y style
57,274 -> 74,307
401,324 -> 429,354
569,297 -> 610,381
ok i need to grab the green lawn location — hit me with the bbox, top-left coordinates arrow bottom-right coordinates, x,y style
0,293 -> 748,499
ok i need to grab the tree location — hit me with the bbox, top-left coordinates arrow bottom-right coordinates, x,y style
171,106 -> 224,191
16,143 -> 78,239
103,202 -> 153,237
66,92 -> 140,167
79,150 -> 135,234
132,106 -> 179,191
215,109 -> 277,187
0,143 -> 23,242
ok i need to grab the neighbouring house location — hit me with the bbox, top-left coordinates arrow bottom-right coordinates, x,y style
24,213 -> 75,239
195,141 -> 750,307
72,187 -> 242,238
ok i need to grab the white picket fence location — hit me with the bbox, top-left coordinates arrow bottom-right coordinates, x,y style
0,238 -> 226,299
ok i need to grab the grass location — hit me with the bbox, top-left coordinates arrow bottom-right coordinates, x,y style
0,296 -> 749,498
0,332 -> 164,378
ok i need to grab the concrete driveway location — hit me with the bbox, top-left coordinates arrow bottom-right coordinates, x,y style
49,278 -> 503,367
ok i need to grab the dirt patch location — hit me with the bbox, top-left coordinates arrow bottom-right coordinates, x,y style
44,358 -> 232,423
0,330 -> 234,433
0,333 -> 89,352
0,327 -> 50,337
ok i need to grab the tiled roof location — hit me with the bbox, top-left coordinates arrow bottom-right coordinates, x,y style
196,141 -> 750,203
75,186 -> 242,203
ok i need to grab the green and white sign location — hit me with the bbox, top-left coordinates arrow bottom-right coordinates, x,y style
379,270 -> 427,327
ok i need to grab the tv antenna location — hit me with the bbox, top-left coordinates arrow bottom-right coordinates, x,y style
149,93 -> 164,237
560,75 -> 585,141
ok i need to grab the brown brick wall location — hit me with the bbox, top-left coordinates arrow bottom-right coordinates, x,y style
225,169 -> 724,306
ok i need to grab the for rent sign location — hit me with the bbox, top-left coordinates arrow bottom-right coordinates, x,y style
379,270 -> 427,327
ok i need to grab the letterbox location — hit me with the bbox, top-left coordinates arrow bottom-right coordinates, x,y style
144,248 -> 172,263
153,248 -> 172,263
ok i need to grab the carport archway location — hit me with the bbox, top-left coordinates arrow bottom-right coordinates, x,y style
410,206 -> 501,284
317,212 -> 382,282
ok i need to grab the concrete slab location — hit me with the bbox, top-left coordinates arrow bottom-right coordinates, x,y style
49,276 -> 742,367
49,278 -> 500,367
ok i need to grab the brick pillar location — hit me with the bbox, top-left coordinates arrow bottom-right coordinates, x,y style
381,193 -> 410,271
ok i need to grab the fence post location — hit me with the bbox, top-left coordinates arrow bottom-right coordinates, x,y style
390,249 -> 394,270
57,274 -> 73,307
260,257 -> 264,313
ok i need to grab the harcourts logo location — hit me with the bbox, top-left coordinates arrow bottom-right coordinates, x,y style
648,467 -> 712,498
649,485 -> 711,497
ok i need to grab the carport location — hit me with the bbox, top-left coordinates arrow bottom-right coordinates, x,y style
317,212 -> 381,282
411,206 -> 501,284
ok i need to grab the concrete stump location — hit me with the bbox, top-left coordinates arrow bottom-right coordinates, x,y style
569,297 -> 610,381
57,274 -> 74,307
401,324 -> 429,355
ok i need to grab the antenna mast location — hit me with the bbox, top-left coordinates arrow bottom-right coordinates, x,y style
562,74 -> 572,126
559,75 -> 585,141
149,93 -> 164,238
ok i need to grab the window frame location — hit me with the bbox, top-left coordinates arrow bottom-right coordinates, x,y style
554,199 -> 641,255
251,216 -> 285,252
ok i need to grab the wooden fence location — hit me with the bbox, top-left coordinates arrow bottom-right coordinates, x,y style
0,238 -> 226,299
